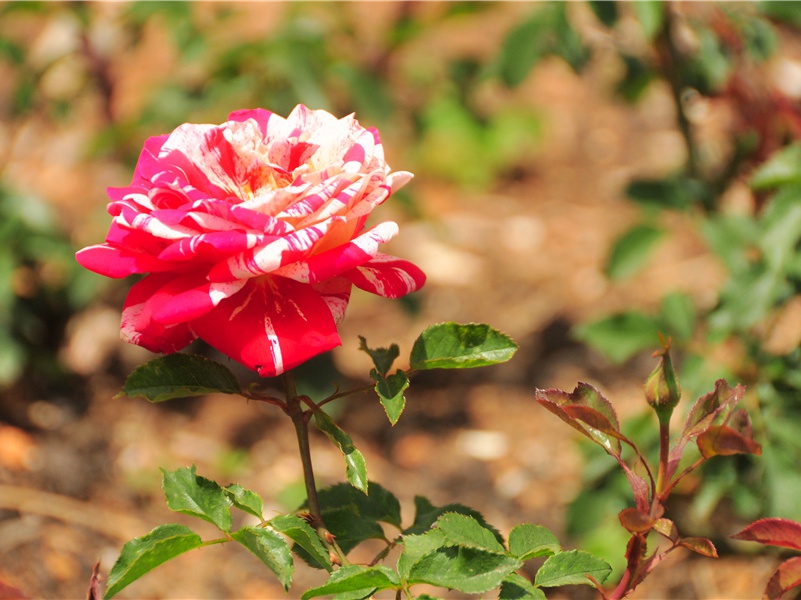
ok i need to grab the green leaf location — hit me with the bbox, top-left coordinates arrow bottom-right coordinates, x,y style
499,573 -> 547,600
224,483 -> 263,520
750,143 -> 801,190
534,550 -> 612,588
625,177 -> 704,210
318,482 -> 402,528
313,410 -> 368,493
573,312 -> 661,364
496,7 -> 552,87
269,514 -> 332,571
405,546 -> 523,594
633,0 -> 664,40
301,565 -> 400,600
436,513 -> 506,554
410,322 -> 518,370
508,523 -> 561,560
372,369 -> 409,425
588,0 -> 618,28
397,530 -> 448,581
297,483 -> 402,560
358,336 -> 400,376
605,223 -> 665,280
404,496 -> 503,544
104,524 -> 203,599
231,526 -> 293,590
659,292 -> 696,341
118,354 -> 242,402
161,466 -> 232,532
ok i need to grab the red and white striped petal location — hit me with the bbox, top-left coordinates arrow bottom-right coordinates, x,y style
190,277 -> 341,377
344,253 -> 427,299
312,277 -> 353,324
120,274 -> 197,353
75,244 -> 172,278
143,274 -> 247,326
207,220 -> 338,282
271,221 -> 400,284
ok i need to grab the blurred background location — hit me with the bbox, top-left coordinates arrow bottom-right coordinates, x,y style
2,1 -> 801,597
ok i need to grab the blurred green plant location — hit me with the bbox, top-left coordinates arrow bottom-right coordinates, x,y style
0,186 -> 98,388
490,0 -> 801,561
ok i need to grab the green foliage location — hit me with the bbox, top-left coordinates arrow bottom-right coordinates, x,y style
270,514 -> 333,572
410,322 -> 518,370
105,524 -> 203,598
534,550 -> 612,588
161,465 -> 233,532
231,527 -> 294,589
314,409 -> 369,493
371,369 -> 409,426
604,223 -> 665,280
118,353 -> 243,402
0,186 -> 96,388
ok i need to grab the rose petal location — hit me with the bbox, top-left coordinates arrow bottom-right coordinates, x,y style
145,275 -> 247,326
345,253 -> 427,298
190,277 -> 341,376
120,274 -> 196,352
271,221 -> 399,284
208,221 -> 337,282
76,244 -> 170,278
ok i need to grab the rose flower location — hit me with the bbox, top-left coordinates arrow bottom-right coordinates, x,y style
76,105 -> 425,377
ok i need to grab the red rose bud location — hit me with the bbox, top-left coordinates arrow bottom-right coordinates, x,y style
645,339 -> 681,421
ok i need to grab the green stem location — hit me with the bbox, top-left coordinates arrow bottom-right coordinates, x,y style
656,417 -> 671,497
282,372 -> 351,568
283,372 -> 322,525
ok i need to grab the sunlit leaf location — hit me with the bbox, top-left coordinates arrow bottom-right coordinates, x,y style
104,524 -> 203,598
118,354 -> 242,402
508,524 -> 561,560
534,550 -> 612,588
162,466 -> 232,532
224,483 -> 263,520
436,512 -> 506,554
372,369 -> 409,425
301,565 -> 399,600
405,546 -> 522,595
269,514 -> 333,572
231,526 -> 293,589
313,410 -> 368,493
410,322 -> 518,370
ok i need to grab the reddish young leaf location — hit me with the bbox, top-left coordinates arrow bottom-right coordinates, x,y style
87,562 -> 103,600
697,425 -> 761,458
732,518 -> 801,551
678,537 -> 718,558
683,380 -> 744,434
536,384 -> 622,455
619,508 -> 658,533
653,518 -> 678,543
765,556 -> 801,600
